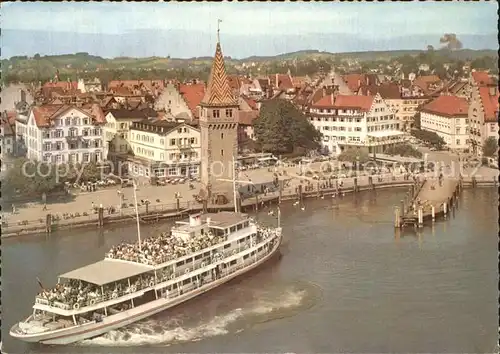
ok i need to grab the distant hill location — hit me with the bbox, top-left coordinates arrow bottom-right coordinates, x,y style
1,48 -> 497,84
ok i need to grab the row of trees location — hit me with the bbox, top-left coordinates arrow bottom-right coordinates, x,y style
253,99 -> 322,156
410,129 -> 446,149
2,159 -> 103,200
385,144 -> 423,158
482,137 -> 498,157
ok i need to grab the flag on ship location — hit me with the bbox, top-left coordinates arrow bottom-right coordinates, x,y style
36,277 -> 45,291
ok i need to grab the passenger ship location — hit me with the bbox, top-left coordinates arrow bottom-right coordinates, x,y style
10,179 -> 283,345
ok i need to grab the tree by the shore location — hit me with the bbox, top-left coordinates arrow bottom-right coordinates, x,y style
337,147 -> 370,164
410,129 -> 445,149
482,137 -> 498,157
2,158 -> 63,199
385,143 -> 423,158
253,99 -> 322,155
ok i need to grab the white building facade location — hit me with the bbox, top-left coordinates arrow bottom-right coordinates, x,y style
420,95 -> 469,151
127,120 -> 201,179
308,93 -> 404,155
16,105 -> 104,164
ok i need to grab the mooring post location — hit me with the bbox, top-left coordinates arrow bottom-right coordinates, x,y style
443,202 -> 447,217
98,204 -> 104,227
400,199 -> 405,216
254,194 -> 259,212
410,184 -> 415,198
279,180 -> 283,204
237,196 -> 242,212
472,176 -> 476,188
394,207 -> 401,228
202,199 -> 208,214
368,176 -> 373,189
354,177 -> 358,193
45,213 -> 52,234
418,207 -> 423,228
431,205 -> 435,222
298,184 -> 303,204
176,197 -> 180,213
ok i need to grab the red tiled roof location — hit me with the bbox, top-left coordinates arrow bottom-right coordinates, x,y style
238,110 -> 258,126
108,80 -> 164,92
5,111 -> 17,125
272,74 -> 294,90
32,104 -> 105,127
358,84 -> 401,100
227,75 -> 241,92
42,81 -> 78,91
179,83 -> 205,116
420,95 -> 468,117
471,71 -> 493,87
112,87 -> 133,96
242,96 -> 258,110
341,74 -> 378,93
478,87 -> 499,123
312,94 -> 374,111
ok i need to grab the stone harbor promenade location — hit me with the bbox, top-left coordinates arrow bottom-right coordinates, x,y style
3,155 -> 497,227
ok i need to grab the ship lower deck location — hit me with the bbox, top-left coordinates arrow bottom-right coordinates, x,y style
10,231 -> 282,345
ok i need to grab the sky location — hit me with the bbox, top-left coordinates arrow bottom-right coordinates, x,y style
1,2 -> 497,58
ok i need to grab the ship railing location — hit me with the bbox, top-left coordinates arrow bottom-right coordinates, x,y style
35,296 -> 72,310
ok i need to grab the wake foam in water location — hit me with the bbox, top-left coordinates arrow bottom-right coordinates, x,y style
78,285 -> 311,347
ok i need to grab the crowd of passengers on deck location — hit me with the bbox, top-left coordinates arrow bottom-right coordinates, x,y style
36,226 -> 280,308
105,229 -> 228,265
37,277 -> 152,309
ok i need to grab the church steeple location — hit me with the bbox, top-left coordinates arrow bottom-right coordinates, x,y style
201,25 -> 238,107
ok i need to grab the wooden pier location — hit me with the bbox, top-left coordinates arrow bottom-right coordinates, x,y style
395,177 -> 460,229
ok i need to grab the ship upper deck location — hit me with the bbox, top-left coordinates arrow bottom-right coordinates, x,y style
59,259 -> 155,286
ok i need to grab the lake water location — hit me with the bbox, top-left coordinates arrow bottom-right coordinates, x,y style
2,187 -> 497,353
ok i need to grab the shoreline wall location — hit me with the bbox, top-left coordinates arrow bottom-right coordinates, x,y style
2,179 -> 496,238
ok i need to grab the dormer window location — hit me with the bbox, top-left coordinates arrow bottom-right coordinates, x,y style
225,109 -> 232,118
213,110 -> 220,118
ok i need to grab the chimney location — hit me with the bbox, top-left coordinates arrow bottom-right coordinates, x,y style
322,87 -> 326,97
20,89 -> 26,103
489,86 -> 497,96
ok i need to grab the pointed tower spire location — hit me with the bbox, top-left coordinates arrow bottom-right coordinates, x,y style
201,21 -> 238,107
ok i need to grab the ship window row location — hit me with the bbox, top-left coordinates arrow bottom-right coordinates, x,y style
237,234 -> 255,244
174,248 -> 223,268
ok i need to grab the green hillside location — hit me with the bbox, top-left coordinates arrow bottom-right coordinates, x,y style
1,49 -> 497,85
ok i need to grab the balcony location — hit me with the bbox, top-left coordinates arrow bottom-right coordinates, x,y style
65,135 -> 82,143
177,141 -> 192,150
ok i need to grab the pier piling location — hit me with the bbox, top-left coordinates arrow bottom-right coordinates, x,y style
418,208 -> 423,228
354,178 -> 358,193
45,214 -> 52,234
279,180 -> 283,204
394,207 -> 401,228
431,205 -> 435,222
443,202 -> 447,217
97,205 -> 104,227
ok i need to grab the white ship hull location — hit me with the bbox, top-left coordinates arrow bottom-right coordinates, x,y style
10,230 -> 282,345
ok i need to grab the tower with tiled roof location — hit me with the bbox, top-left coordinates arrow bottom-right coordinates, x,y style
199,24 -> 239,195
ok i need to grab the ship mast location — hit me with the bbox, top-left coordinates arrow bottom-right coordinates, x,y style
132,179 -> 142,251
217,154 -> 254,213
